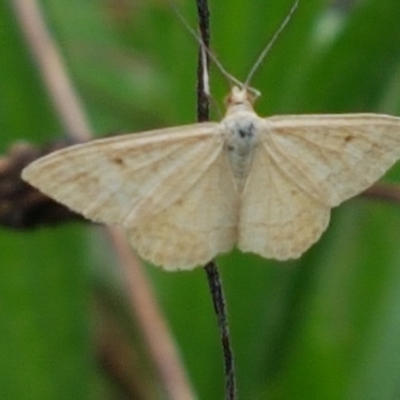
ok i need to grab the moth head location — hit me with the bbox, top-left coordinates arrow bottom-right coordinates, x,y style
225,86 -> 259,113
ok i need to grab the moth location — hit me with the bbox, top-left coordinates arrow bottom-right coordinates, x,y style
22,85 -> 400,270
21,2 -> 400,271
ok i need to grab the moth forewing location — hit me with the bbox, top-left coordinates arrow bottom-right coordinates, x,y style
265,113 -> 400,207
21,122 -> 220,226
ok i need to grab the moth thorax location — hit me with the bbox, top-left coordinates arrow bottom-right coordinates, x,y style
223,116 -> 259,192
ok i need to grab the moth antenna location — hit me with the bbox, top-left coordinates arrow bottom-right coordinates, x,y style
170,2 -> 245,89
244,0 -> 299,87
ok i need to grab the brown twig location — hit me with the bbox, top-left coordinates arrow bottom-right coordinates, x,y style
107,228 -> 196,400
10,1 -> 195,399
362,182 -> 400,203
95,295 -> 154,400
0,141 -> 85,228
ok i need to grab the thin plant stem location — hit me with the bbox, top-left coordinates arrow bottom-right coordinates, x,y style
205,262 -> 237,400
195,0 -> 237,398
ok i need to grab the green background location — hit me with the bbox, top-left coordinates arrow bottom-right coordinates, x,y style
2,0 -> 400,399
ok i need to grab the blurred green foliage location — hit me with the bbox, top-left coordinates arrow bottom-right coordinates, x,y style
2,0 -> 400,399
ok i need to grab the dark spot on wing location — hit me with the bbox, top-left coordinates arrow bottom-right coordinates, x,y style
344,135 -> 354,143
111,156 -> 125,166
